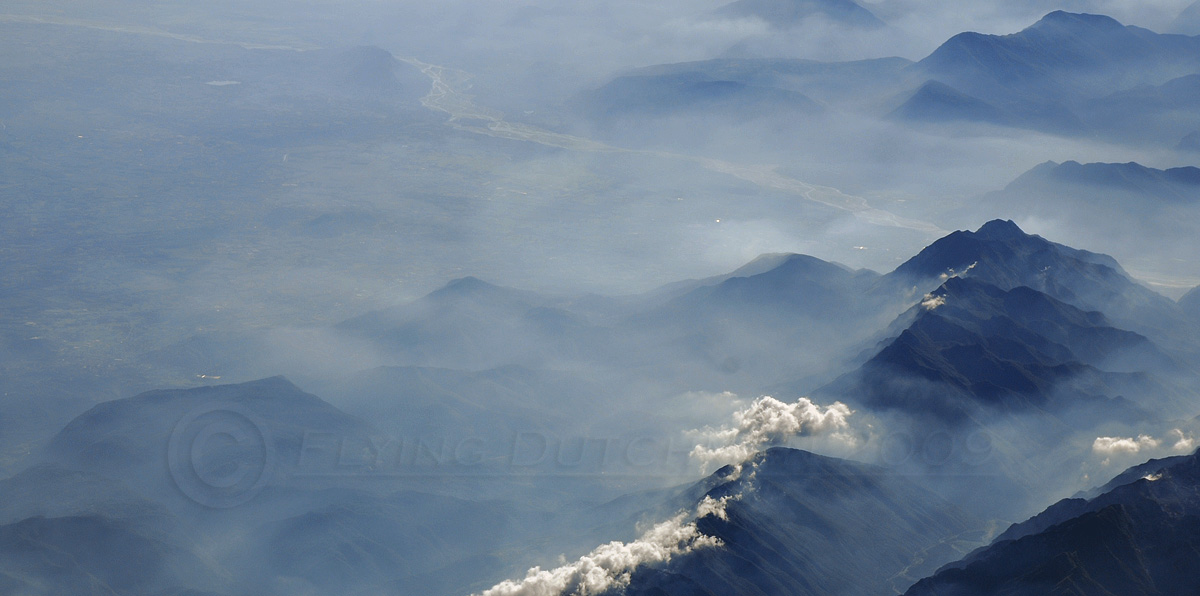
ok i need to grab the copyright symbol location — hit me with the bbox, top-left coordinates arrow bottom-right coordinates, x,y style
167,403 -> 275,508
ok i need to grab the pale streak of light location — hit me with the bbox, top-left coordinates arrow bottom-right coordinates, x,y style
398,56 -> 944,234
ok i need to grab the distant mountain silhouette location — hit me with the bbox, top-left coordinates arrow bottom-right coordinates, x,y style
918,12 -> 1200,102
902,11 -> 1200,134
575,57 -> 915,134
889,80 -> 1009,125
1176,1 -> 1200,34
1179,130 -> 1200,151
713,0 -> 885,29
1004,160 -> 1200,204
577,70 -> 823,122
338,277 -> 608,370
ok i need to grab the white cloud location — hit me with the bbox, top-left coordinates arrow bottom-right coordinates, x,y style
1169,428 -> 1196,453
1092,434 -> 1161,456
476,497 -> 730,596
920,293 -> 946,310
689,396 -> 854,470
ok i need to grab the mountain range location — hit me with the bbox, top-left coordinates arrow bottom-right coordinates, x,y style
5,220 -> 1200,595
977,161 -> 1200,298
905,448 -> 1200,596
578,11 -> 1200,146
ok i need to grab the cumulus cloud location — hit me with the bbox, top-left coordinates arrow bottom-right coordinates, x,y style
1093,434 -> 1161,456
920,293 -> 946,310
1091,429 -> 1198,465
689,396 -> 855,470
477,496 -> 730,596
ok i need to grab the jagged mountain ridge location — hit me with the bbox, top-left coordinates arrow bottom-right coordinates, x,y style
621,448 -> 980,596
905,449 -> 1200,596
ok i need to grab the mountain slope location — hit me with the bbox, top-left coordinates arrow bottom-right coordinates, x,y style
886,220 -> 1195,353
907,11 -> 1200,134
38,376 -> 375,508
621,448 -> 980,596
905,449 -> 1200,596
0,514 -> 223,596
625,253 -> 887,387
888,80 -> 1009,125
824,275 -> 1167,424
917,11 -> 1200,103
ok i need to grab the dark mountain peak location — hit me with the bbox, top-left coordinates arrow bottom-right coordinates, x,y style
892,220 -> 1042,280
892,220 -> 1133,288
975,218 -> 1025,240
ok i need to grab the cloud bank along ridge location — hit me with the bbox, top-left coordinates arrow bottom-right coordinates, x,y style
478,394 -> 853,595
476,496 -> 734,596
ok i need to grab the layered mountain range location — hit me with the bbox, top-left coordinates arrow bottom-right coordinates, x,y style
577,11 -> 1200,146
5,220 -> 1200,594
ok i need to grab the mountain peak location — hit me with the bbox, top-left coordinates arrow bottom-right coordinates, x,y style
1031,10 -> 1125,32
427,276 -> 526,303
974,219 -> 1025,240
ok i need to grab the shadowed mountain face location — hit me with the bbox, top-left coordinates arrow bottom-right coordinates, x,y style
623,448 -> 979,596
887,220 -> 1195,351
713,0 -> 885,29
828,275 -> 1167,424
905,449 -> 1200,596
